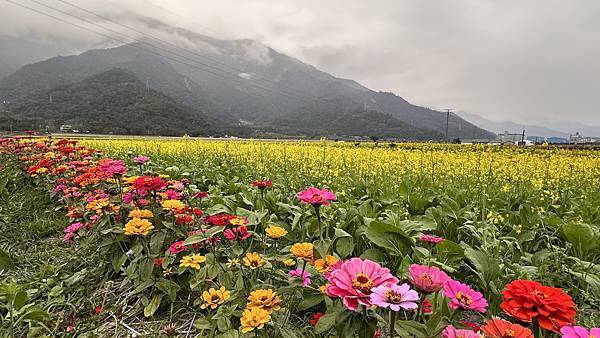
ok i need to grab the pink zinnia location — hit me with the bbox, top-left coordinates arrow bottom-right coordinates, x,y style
133,155 -> 149,165
443,279 -> 488,313
289,267 -> 312,286
64,222 -> 84,233
560,326 -> 600,338
168,241 -> 187,254
296,187 -> 337,207
224,226 -> 251,241
419,234 -> 444,244
370,283 -> 419,312
442,325 -> 480,338
325,257 -> 398,311
408,264 -> 451,293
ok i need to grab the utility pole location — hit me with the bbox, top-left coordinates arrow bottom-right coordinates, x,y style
521,128 -> 526,144
444,109 -> 452,142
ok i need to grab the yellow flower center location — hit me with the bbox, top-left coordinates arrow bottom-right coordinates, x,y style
384,289 -> 403,303
455,292 -> 473,305
502,329 -> 516,338
352,273 -> 374,292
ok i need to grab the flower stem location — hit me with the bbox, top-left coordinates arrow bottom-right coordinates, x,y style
532,318 -> 542,338
314,205 -> 323,241
389,310 -> 397,338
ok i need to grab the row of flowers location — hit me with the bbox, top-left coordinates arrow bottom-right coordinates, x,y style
0,135 -> 597,337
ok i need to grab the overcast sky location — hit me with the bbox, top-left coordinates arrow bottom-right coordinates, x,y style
2,0 -> 599,125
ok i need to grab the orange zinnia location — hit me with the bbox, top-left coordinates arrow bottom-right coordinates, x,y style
481,318 -> 533,338
500,280 -> 576,333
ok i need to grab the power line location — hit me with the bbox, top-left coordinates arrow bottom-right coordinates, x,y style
53,0 -> 314,100
6,0 -> 310,104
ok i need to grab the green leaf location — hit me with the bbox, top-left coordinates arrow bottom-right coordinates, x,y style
194,317 -> 214,331
0,248 -> 15,270
364,221 -> 414,255
336,237 -> 355,258
150,231 -> 166,254
156,279 -> 181,302
138,257 -> 154,281
184,227 -> 224,246
18,308 -> 48,323
314,313 -> 336,334
143,294 -> 163,317
562,222 -> 599,257
464,248 -> 500,286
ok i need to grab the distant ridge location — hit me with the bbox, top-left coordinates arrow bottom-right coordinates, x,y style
0,30 -> 494,140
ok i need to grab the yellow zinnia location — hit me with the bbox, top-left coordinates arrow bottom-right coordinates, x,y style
282,258 -> 296,266
240,307 -> 270,333
246,289 -> 281,313
243,252 -> 265,269
128,209 -> 154,218
161,199 -> 185,212
265,225 -> 287,239
313,255 -> 338,273
123,217 -> 154,236
290,242 -> 314,262
200,286 -> 230,309
179,254 -> 206,270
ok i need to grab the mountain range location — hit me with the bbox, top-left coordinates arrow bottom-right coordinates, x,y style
457,111 -> 600,138
0,31 -> 494,140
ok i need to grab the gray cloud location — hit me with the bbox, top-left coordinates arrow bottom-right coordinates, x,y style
1,0 -> 599,124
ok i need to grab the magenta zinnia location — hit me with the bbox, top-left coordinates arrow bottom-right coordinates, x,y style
325,257 -> 398,311
443,279 -> 488,313
408,264 -> 451,293
560,326 -> 600,338
442,325 -> 480,338
296,187 -> 337,206
370,283 -> 419,311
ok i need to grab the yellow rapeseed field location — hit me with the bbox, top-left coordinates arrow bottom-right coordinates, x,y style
79,138 -> 600,190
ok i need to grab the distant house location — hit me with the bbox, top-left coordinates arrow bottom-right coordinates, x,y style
59,124 -> 73,132
570,132 -> 600,144
498,131 -> 523,144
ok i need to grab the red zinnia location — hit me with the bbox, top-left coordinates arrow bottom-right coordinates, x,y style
500,280 -> 576,333
309,312 -> 324,326
480,318 -> 532,338
251,180 -> 273,190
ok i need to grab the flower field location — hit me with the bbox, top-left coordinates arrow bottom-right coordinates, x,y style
1,136 -> 599,337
